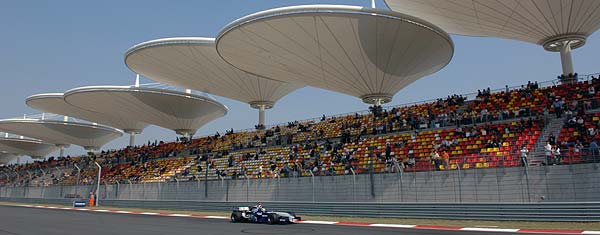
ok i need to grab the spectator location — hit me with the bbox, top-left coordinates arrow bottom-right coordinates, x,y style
544,142 -> 553,165
520,146 -> 529,167
590,141 -> 599,163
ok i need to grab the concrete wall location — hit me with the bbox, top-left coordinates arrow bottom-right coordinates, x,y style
2,164 -> 600,202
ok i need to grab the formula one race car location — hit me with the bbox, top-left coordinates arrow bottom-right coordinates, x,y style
230,205 -> 301,224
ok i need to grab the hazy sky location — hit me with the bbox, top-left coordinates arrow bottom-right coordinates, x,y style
1,0 -> 599,162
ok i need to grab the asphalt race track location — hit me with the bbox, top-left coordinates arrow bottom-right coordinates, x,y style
0,205 -> 565,235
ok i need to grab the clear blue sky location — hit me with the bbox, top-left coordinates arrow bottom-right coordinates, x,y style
1,0 -> 599,162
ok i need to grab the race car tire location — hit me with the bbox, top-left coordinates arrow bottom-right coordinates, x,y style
267,214 -> 279,225
231,212 -> 241,223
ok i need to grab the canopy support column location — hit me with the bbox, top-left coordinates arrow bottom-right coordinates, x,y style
58,145 -> 65,158
560,42 -> 574,77
542,35 -> 585,84
129,132 -> 135,147
134,74 -> 140,87
258,105 -> 266,129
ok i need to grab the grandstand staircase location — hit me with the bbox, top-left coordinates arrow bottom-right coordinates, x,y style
528,116 -> 564,166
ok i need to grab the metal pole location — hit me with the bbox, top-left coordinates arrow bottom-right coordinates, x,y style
524,166 -> 531,202
309,170 -> 315,202
157,181 -> 161,200
371,0 -> 376,8
396,163 -> 403,202
55,167 -> 64,197
115,180 -> 120,199
457,162 -> 462,203
204,160 -> 208,198
127,180 -> 132,200
226,177 -> 230,202
350,168 -> 356,201
74,164 -> 81,197
175,178 -> 179,201
74,164 -> 81,186
94,161 -> 101,206
244,173 -> 249,201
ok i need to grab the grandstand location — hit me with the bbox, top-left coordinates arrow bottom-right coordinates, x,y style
2,74 -> 599,187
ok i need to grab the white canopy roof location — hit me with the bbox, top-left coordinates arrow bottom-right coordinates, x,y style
216,5 -> 453,104
383,0 -> 600,50
64,86 -> 228,136
0,137 -> 58,158
0,119 -> 123,151
125,37 -> 302,109
26,93 -> 148,133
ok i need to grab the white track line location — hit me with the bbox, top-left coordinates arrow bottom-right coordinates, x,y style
167,214 -> 191,217
369,224 -> 416,228
298,220 -> 338,225
582,232 -> 600,234
139,212 -> 158,215
461,228 -> 520,233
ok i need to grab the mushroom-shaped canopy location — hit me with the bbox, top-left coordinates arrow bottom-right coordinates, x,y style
216,5 -> 453,104
384,0 -> 600,50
